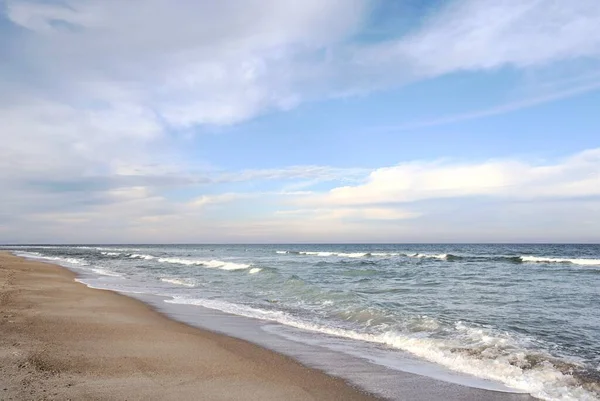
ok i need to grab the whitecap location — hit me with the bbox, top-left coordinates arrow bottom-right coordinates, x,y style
90,268 -> 123,277
408,253 -> 449,260
297,251 -> 369,258
160,277 -> 195,287
129,253 -> 155,260
14,252 -> 89,266
521,256 -> 600,266
156,257 -> 251,270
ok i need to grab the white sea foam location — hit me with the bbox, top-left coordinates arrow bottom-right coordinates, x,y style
156,257 -> 251,270
280,251 -> 429,259
74,279 -> 111,290
521,256 -> 600,266
166,296 -> 597,401
14,252 -> 89,266
74,279 -> 147,294
101,251 -> 121,256
129,253 -> 155,260
48,256 -> 89,265
96,247 -> 140,252
90,268 -> 123,277
13,251 -> 42,257
277,251 -> 368,257
370,252 -> 402,257
13,251 -> 121,277
408,253 -> 449,260
277,251 -> 600,266
160,277 -> 195,287
301,251 -> 336,257
156,257 -> 199,265
295,251 -> 370,258
249,268 -> 262,274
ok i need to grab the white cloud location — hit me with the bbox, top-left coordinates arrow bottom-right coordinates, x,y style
276,207 -> 420,221
0,0 -> 370,222
0,97 -> 162,180
383,0 -> 600,76
4,0 -> 599,132
2,148 -> 599,243
5,0 -> 368,125
191,193 -> 255,208
214,166 -> 369,184
304,149 -> 600,206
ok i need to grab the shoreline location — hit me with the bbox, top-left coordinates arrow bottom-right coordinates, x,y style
0,252 -> 379,400
0,252 -> 537,400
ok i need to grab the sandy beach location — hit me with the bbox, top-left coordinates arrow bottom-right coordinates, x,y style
0,252 -> 378,401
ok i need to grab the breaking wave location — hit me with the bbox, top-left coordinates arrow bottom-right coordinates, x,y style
165,296 -> 599,401
13,251 -> 89,266
408,253 -> 450,260
275,250 -> 600,267
155,257 -> 251,270
129,253 -> 156,260
520,256 -> 600,266
160,277 -> 196,287
90,268 -> 123,277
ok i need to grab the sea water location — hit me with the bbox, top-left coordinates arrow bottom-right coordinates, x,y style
5,244 -> 600,400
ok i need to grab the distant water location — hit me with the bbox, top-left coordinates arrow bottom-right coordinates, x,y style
5,244 -> 600,401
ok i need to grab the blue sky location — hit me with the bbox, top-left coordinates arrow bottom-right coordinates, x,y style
0,0 -> 599,243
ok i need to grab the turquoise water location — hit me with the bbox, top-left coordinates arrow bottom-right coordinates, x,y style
6,244 -> 600,400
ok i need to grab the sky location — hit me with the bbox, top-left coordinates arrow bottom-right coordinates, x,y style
0,0 -> 599,244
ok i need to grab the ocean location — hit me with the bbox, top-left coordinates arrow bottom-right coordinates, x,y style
5,243 -> 600,401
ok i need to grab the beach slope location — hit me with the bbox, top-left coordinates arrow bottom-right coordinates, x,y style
0,252 -> 378,401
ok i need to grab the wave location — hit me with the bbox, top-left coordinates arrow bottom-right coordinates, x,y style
129,253 -> 156,260
370,252 -> 403,257
406,253 -> 600,266
160,277 -> 196,287
74,279 -> 147,294
13,251 -> 89,266
275,250 -> 600,267
166,296 -> 598,401
249,268 -> 262,274
279,251 -> 383,258
408,253 -> 600,266
100,251 -> 121,257
13,251 -> 122,277
279,251 -> 451,260
90,268 -> 123,277
408,253 -> 525,263
520,256 -> 600,266
408,253 -> 450,260
96,247 -> 141,252
156,257 -> 251,271
300,251 -> 370,258
116,253 -> 254,271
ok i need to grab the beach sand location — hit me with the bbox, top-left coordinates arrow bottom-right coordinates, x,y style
0,252 -> 378,401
